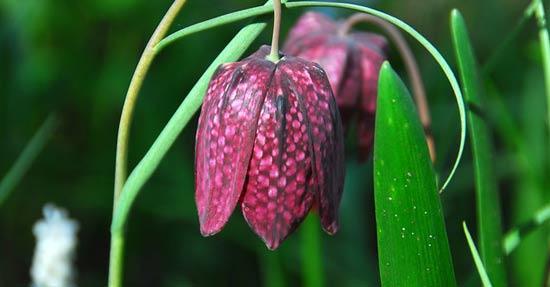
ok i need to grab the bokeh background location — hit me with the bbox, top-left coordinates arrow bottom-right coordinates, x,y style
0,0 -> 547,286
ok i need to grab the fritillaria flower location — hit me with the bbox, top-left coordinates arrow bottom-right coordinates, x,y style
283,12 -> 389,160
195,45 -> 345,250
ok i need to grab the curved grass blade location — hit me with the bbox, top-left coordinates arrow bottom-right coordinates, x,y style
504,203 -> 550,255
374,63 -> 456,286
463,222 -> 494,287
154,5 -> 273,53
0,114 -> 57,206
160,1 -> 467,193
450,10 -> 506,287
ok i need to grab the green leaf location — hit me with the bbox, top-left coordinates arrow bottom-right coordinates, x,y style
463,222 -> 494,287
0,114 -> 57,206
374,63 -> 456,286
450,10 -> 506,287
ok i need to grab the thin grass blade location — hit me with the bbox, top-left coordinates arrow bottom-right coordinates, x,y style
0,114 -> 57,206
450,10 -> 506,287
463,222 -> 494,287
374,63 -> 456,286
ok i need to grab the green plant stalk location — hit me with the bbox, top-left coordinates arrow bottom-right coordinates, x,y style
301,215 -> 324,287
463,222 -> 494,287
504,204 -> 550,254
114,0 -> 187,205
268,0 -> 282,62
338,13 -> 435,161
110,1 -> 187,286
0,114 -> 56,206
154,5 -> 274,53
262,251 -> 286,287
450,10 -> 506,286
533,0 -> 550,143
112,1 -> 467,235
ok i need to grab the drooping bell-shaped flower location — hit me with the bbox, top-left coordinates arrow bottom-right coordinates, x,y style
283,12 -> 388,160
195,45 -> 345,250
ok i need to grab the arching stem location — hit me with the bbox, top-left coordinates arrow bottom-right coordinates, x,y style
110,1 -> 187,286
268,0 -> 282,62
340,13 -> 436,161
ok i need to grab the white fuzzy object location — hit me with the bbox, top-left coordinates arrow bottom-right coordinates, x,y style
30,204 -> 79,287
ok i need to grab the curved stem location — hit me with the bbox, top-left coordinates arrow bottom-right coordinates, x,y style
110,1 -> 187,286
268,0 -> 282,61
339,13 -> 436,161
285,1 -> 465,192
114,0 -> 187,206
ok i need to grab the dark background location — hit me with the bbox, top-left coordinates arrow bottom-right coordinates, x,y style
1,0 -> 546,286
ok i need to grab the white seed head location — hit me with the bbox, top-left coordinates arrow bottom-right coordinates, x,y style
30,204 -> 79,287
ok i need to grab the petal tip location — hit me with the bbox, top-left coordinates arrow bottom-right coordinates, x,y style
321,221 -> 339,235
199,219 -> 225,237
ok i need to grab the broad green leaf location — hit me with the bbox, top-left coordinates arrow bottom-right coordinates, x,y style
374,63 -> 456,286
463,222 -> 494,287
450,10 -> 506,287
0,114 -> 57,206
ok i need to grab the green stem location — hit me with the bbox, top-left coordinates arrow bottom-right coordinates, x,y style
109,1 -> 187,286
262,251 -> 285,287
108,232 -> 125,287
268,0 -> 281,62
301,215 -> 324,287
0,114 -> 56,206
339,13 -> 435,161
154,5 -> 274,53
114,0 -> 187,207
286,1 -> 466,193
533,0 -> 550,151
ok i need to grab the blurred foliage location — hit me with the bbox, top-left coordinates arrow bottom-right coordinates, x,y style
0,0 -> 548,286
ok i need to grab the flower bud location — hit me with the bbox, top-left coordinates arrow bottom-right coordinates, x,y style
284,12 -> 388,160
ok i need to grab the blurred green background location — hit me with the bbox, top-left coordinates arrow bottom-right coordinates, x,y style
0,0 -> 547,286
